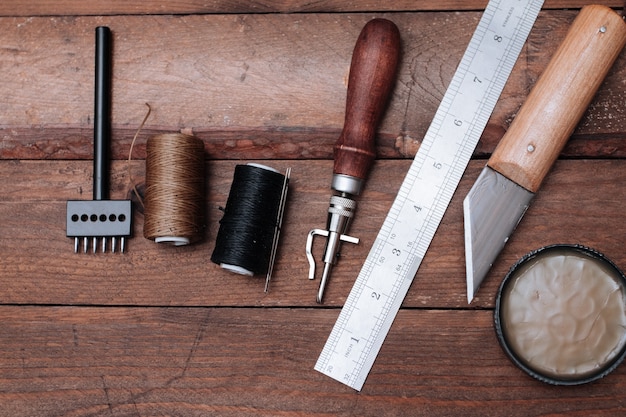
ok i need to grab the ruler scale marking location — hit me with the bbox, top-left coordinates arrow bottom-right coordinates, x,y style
316,0 -> 544,391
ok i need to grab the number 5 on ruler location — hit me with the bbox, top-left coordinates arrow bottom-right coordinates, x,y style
315,0 -> 544,391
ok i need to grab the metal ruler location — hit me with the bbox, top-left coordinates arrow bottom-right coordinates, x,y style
315,0 -> 544,391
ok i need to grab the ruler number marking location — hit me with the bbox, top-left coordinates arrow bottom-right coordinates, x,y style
316,0 -> 544,391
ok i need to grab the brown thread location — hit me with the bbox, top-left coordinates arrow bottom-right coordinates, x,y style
128,103 -> 152,210
143,133 -> 206,245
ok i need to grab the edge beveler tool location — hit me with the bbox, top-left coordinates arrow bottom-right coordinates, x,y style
306,18 -> 401,303
66,26 -> 132,253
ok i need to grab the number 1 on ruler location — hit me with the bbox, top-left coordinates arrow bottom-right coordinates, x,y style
315,0 -> 544,391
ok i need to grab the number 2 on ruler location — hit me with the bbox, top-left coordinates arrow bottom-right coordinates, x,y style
315,0 -> 544,391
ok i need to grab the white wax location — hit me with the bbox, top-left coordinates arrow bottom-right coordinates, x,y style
501,250 -> 626,380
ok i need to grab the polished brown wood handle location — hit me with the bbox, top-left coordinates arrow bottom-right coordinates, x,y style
333,18 -> 401,183
488,5 -> 626,193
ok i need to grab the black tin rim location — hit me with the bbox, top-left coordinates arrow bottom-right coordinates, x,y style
494,244 -> 626,386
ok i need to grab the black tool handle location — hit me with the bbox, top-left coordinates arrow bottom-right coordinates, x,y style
94,26 -> 112,201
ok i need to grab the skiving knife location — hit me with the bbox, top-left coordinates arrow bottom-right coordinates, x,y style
464,5 -> 626,303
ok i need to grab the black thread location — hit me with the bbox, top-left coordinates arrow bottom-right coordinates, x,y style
211,164 -> 288,275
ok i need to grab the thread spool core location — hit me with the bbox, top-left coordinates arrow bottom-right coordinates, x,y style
247,162 -> 279,173
155,236 -> 190,246
220,263 -> 254,276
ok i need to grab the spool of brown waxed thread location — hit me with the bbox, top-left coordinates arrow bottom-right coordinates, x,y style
143,133 -> 205,245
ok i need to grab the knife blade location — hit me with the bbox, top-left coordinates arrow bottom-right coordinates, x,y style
464,5 -> 626,303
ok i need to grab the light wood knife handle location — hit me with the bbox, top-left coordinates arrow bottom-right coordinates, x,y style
488,5 -> 626,193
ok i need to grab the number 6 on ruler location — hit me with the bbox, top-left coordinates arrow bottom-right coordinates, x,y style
315,0 -> 545,391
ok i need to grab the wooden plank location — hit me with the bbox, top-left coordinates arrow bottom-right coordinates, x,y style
0,0 -> 623,16
1,12 -> 625,160
1,306 -> 625,416
2,1 -> 625,415
2,158 -> 625,308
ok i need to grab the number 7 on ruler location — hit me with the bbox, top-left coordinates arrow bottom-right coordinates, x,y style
315,0 -> 544,391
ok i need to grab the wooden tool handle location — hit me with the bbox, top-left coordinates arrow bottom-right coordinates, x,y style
488,5 -> 626,193
333,18 -> 401,182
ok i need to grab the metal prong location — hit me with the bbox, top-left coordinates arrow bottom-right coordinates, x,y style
102,237 -> 107,253
306,229 -> 359,280
265,167 -> 291,293
74,237 -> 79,253
92,237 -> 97,254
317,263 -> 333,303
306,229 -> 329,279
112,237 -> 117,253
83,237 -> 88,254
120,237 -> 125,253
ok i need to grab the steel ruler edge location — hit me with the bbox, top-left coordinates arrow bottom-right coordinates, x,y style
314,0 -> 545,391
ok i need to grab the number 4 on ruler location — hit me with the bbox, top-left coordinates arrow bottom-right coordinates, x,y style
315,0 -> 544,391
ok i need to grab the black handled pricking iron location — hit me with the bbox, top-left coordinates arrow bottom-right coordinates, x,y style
66,26 -> 132,253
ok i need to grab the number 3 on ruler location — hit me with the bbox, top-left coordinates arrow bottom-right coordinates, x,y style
315,0 -> 545,391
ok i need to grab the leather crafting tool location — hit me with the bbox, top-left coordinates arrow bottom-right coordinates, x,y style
306,18 -> 400,303
66,26 -> 132,253
464,5 -> 626,303
315,0 -> 544,390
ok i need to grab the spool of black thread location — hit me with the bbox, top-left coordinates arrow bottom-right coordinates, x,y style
211,163 -> 289,276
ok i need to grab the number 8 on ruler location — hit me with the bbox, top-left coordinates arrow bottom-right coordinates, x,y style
315,0 -> 545,391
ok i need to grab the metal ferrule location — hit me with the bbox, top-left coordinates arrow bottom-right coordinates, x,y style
305,188 -> 360,303
322,195 -> 356,265
326,195 -> 356,239
332,174 -> 364,196
305,194 -> 360,282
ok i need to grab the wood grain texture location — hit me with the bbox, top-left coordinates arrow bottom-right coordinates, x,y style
489,5 -> 626,192
2,1 -> 626,415
1,159 -> 625,308
0,0 -> 624,16
1,307 -> 626,417
1,12 -> 625,160
332,18 -> 400,181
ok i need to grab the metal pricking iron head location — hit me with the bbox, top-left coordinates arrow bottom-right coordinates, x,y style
66,26 -> 132,253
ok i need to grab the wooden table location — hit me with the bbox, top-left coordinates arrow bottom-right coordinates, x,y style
2,1 -> 626,415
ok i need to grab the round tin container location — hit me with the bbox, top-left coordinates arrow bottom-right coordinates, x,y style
494,244 -> 626,385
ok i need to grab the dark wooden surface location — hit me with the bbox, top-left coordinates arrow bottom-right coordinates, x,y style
1,1 -> 626,415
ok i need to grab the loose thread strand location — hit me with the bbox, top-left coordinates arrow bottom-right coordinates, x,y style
127,102 -> 152,210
